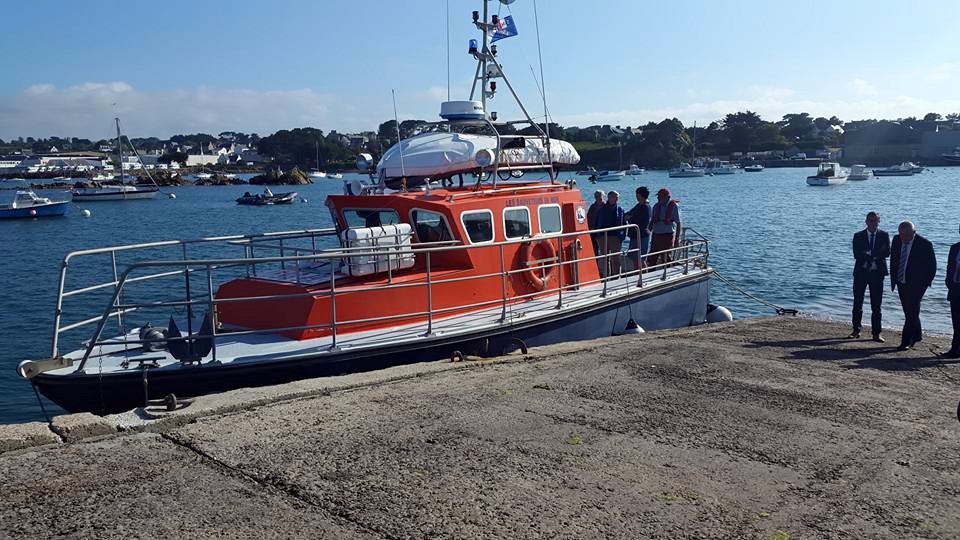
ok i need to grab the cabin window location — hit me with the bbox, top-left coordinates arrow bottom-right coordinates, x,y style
343,209 -> 400,229
461,210 -> 494,244
503,207 -> 531,239
538,204 -> 562,234
411,209 -> 453,243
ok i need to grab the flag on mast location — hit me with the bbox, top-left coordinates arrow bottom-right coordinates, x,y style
490,15 -> 518,42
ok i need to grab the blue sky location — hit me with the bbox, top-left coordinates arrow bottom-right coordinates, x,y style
2,0 -> 959,139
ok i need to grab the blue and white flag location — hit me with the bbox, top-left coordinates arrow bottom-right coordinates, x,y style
490,15 -> 518,43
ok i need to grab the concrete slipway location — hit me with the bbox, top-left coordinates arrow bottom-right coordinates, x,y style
1,317 -> 959,539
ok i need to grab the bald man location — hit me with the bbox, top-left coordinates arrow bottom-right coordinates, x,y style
890,220 -> 937,351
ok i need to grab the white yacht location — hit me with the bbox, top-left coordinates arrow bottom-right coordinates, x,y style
706,161 -> 737,175
627,164 -> 644,175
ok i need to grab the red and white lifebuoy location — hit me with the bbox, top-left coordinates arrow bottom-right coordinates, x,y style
520,240 -> 558,291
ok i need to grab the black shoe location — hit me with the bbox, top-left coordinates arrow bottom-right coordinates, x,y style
897,344 -> 912,352
847,331 -> 861,339
872,335 -> 885,343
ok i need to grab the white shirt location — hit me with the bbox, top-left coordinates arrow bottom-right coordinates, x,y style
898,240 -> 913,283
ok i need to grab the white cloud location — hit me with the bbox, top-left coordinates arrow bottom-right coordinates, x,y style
555,93 -> 960,128
848,78 -> 879,97
0,82 -> 363,139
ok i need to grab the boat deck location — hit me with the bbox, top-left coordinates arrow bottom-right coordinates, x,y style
56,263 -> 707,377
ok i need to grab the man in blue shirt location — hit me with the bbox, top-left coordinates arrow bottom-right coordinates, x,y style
596,190 -> 625,277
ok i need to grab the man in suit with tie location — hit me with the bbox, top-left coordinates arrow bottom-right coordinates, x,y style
945,226 -> 960,358
849,211 -> 890,341
890,221 -> 937,351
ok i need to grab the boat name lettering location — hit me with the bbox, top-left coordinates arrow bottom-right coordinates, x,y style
505,196 -> 560,207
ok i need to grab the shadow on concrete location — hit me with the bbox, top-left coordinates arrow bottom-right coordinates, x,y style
747,338 -> 960,372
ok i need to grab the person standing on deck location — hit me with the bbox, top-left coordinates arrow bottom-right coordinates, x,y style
849,211 -> 890,342
625,186 -> 651,269
944,225 -> 960,358
648,188 -> 682,267
587,190 -> 605,271
890,220 -> 937,351
596,190 -> 626,277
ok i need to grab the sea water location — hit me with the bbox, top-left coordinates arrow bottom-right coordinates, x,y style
2,167 -> 959,423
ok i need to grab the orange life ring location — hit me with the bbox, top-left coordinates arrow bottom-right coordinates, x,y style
520,240 -> 559,291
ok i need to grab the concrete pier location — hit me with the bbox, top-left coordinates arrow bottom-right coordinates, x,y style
2,317 -> 959,539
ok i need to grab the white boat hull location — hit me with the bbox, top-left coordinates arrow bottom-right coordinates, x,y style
806,176 -> 847,186
72,188 -> 159,201
669,171 -> 705,178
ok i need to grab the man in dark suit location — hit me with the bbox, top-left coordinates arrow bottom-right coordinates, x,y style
945,227 -> 960,358
849,211 -> 890,341
890,221 -> 937,351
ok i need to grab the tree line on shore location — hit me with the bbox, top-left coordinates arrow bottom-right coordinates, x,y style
2,111 -> 958,170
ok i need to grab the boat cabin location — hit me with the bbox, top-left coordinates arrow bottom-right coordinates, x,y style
814,162 -> 841,177
215,181 -> 601,340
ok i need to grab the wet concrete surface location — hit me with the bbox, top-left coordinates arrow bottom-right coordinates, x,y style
2,317 -> 959,539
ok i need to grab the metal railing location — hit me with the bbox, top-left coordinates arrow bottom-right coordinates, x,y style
50,223 -> 709,374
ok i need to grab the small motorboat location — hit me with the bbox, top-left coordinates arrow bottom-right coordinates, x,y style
309,170 -> 327,179
668,163 -> 706,178
848,164 -> 873,181
327,173 -> 344,179
626,164 -> 644,175
194,173 -> 213,180
743,163 -> 764,172
236,188 -> 298,205
577,166 -> 598,176
590,170 -> 625,182
872,163 -> 915,177
905,161 -> 924,173
942,147 -> 960,164
806,162 -> 848,186
0,190 -> 70,219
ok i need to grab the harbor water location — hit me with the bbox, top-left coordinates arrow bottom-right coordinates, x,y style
2,167 -> 959,423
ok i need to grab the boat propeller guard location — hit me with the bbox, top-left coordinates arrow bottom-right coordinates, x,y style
520,240 -> 558,291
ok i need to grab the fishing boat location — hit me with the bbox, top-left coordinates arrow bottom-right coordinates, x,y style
0,190 -> 70,219
236,188 -> 299,205
668,163 -> 706,178
743,163 -> 764,172
872,163 -> 915,177
848,164 -> 872,181
72,119 -> 160,201
706,160 -> 737,175
18,0 -> 714,415
806,162 -> 848,186
590,170 -> 625,182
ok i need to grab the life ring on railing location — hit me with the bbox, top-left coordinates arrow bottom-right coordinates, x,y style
520,240 -> 558,291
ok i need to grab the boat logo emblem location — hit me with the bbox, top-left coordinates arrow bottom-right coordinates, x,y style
576,205 -> 586,224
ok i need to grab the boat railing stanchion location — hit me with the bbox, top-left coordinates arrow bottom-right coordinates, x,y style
51,257 -> 69,357
571,238 -> 580,291
499,244 -> 507,321
602,232 -> 608,297
329,268 -> 338,350
182,243 -> 194,338
556,235 -> 563,309
425,251 -> 433,335
110,250 -> 127,349
279,238 -> 285,270
206,264 -> 218,364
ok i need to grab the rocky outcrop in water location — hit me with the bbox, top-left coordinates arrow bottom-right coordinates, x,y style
249,167 -> 312,185
194,173 -> 248,186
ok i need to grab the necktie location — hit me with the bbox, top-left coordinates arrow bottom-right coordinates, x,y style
868,233 -> 875,255
898,244 -> 908,283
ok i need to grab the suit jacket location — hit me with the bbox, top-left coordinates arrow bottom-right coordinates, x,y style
852,229 -> 890,276
947,242 -> 960,302
890,233 -> 937,291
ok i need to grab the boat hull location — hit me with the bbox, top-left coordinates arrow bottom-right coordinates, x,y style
806,176 -> 847,186
871,171 -> 913,177
668,171 -> 705,178
0,201 -> 69,219
33,273 -> 711,414
848,174 -> 872,181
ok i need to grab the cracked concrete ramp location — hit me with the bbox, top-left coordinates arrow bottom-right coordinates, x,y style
1,317 -> 959,539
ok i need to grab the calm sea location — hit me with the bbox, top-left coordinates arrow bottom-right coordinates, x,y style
2,167 -> 959,423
